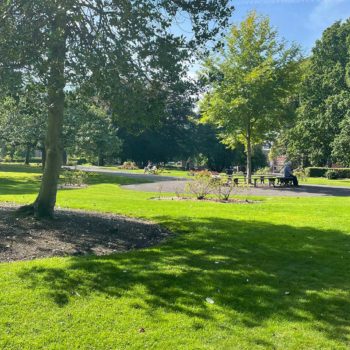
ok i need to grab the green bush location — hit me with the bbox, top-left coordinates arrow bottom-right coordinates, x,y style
325,169 -> 350,179
61,170 -> 89,186
305,167 -> 329,177
254,167 -> 271,175
2,155 -> 12,163
186,170 -> 214,200
119,161 -> 138,170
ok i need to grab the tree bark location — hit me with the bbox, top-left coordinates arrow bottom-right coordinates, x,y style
62,150 -> 67,166
20,11 -> 66,218
41,146 -> 46,169
98,153 -> 105,166
24,145 -> 31,165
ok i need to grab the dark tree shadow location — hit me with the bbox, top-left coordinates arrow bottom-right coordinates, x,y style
18,217 -> 350,343
0,178 -> 40,195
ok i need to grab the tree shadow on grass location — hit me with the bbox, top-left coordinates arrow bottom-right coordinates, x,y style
0,178 -> 40,195
18,217 -> 350,343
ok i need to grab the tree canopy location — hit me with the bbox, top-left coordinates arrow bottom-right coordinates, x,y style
0,0 -> 233,217
286,19 -> 350,167
199,12 -> 301,181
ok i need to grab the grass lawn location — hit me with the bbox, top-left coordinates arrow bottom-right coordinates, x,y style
82,164 -> 350,187
300,177 -> 350,187
0,165 -> 349,349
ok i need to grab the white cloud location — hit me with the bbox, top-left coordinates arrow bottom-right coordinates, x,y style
309,0 -> 350,30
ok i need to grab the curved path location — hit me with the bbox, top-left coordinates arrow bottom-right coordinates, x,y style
66,166 -> 350,197
122,180 -> 350,197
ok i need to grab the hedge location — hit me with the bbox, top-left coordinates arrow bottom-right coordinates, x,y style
326,169 -> 350,179
305,167 -> 329,177
306,167 -> 350,178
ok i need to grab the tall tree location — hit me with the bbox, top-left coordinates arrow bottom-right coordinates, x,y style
287,19 -> 350,167
0,0 -> 233,217
0,85 -> 47,164
199,12 -> 301,182
64,95 -> 122,165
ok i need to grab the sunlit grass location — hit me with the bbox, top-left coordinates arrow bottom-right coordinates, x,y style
0,165 -> 349,349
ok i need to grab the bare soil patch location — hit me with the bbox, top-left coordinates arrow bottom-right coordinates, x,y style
0,204 -> 170,263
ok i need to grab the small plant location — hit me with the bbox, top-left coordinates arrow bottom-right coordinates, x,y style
3,155 -> 12,163
186,170 -> 214,200
157,183 -> 163,199
61,170 -> 89,186
174,185 -> 183,199
294,168 -> 308,182
254,167 -> 271,175
212,176 -> 237,201
119,161 -> 138,170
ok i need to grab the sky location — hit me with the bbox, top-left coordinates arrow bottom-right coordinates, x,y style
232,0 -> 350,53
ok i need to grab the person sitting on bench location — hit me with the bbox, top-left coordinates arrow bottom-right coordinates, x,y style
283,161 -> 299,187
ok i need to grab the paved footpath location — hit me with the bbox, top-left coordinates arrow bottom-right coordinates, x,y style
67,166 -> 350,197
122,180 -> 350,197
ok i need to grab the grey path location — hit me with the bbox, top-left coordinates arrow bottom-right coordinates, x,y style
66,166 -> 350,197
123,180 -> 350,197
64,165 -> 186,182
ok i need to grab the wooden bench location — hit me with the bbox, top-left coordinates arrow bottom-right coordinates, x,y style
277,177 -> 295,186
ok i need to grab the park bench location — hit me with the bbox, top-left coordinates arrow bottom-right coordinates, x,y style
277,177 -> 295,186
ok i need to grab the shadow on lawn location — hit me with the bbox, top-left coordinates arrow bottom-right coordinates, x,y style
0,178 -> 40,195
18,217 -> 350,343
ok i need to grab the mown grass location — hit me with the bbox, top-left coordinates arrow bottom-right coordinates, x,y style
0,165 -> 349,349
300,177 -> 350,187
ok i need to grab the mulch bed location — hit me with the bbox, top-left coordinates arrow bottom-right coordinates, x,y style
149,196 -> 258,204
0,204 -> 171,263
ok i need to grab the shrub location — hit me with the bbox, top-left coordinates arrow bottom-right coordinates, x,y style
305,167 -> 329,177
294,168 -> 308,182
3,155 -> 12,163
254,167 -> 271,175
212,176 -> 237,201
67,160 -> 78,166
325,169 -> 350,179
120,161 -> 138,170
186,170 -> 214,200
61,170 -> 89,186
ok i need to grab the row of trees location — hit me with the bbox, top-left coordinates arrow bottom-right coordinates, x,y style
0,0 -> 234,217
199,13 -> 350,183
0,87 -> 267,172
273,19 -> 350,167
0,2 -> 348,216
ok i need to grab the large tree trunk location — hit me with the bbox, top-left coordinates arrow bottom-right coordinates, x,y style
20,11 -> 66,218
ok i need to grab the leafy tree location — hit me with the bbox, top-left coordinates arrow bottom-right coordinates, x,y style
331,114 -> 350,167
0,0 -> 233,217
0,85 -> 47,164
199,12 -> 301,182
288,19 -> 350,166
65,96 -> 121,165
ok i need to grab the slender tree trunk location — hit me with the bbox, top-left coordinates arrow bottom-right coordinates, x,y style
41,146 -> 46,169
20,11 -> 66,218
62,150 -> 67,166
98,153 -> 105,166
246,124 -> 252,184
24,145 -> 31,165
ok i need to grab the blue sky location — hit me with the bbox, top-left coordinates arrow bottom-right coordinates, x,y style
232,0 -> 350,53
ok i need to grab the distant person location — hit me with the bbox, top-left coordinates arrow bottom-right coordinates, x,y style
144,161 -> 152,174
283,161 -> 299,186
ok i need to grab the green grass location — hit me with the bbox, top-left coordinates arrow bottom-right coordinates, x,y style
0,165 -> 349,349
83,164 -> 350,187
300,177 -> 350,187
92,165 -> 193,178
